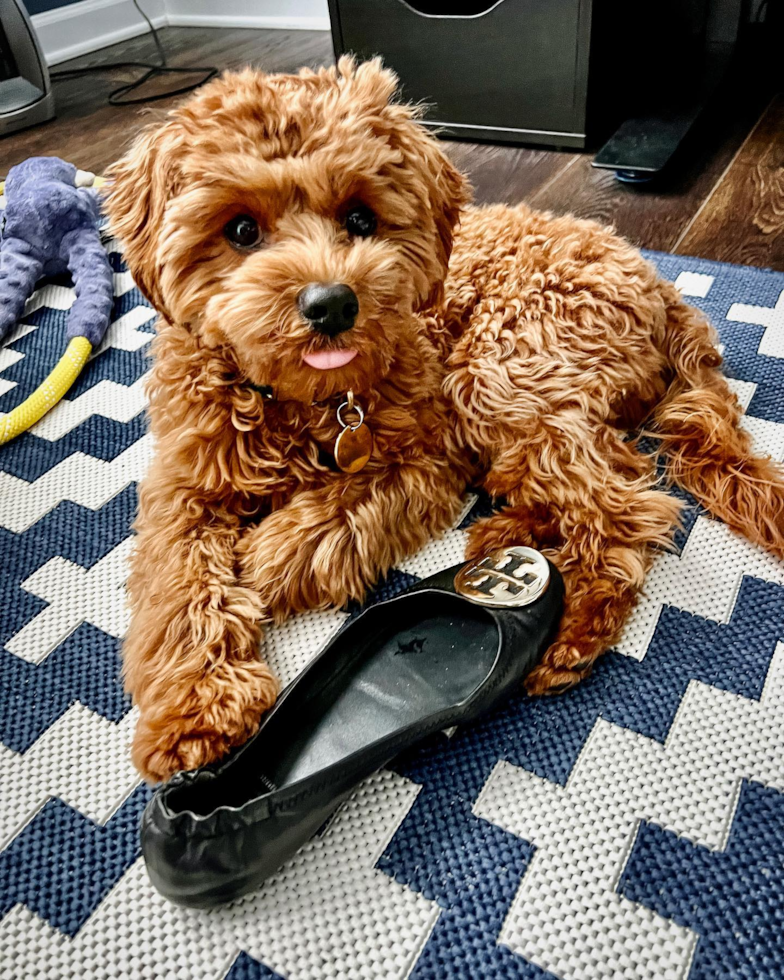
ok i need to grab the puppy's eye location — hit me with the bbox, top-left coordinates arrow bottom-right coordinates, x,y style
344,205 -> 377,238
224,214 -> 262,248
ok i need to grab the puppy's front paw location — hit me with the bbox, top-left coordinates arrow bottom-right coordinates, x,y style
239,510 -> 358,619
466,507 -> 562,560
466,512 -> 537,559
524,642 -> 594,696
132,659 -> 279,782
133,722 -> 236,782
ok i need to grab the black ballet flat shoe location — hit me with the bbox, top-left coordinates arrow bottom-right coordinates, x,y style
141,546 -> 564,908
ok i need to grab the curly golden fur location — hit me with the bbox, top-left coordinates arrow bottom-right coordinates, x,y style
105,58 -> 784,782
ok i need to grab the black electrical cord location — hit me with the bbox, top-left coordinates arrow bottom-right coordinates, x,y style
49,0 -> 218,105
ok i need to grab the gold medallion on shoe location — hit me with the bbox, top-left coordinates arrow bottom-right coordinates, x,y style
334,390 -> 373,474
454,546 -> 550,608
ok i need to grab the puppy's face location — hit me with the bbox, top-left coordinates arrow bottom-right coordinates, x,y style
106,59 -> 469,403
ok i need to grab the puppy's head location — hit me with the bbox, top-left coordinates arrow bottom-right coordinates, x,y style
105,58 -> 470,402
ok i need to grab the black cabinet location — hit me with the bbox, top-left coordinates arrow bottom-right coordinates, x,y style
328,0 -> 745,178
328,0 -> 595,148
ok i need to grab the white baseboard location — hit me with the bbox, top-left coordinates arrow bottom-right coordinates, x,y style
32,0 -> 330,68
165,0 -> 330,31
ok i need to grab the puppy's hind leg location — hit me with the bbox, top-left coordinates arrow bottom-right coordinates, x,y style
653,284 -> 784,558
468,423 -> 682,693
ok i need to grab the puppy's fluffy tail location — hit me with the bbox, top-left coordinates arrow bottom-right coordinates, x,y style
652,284 -> 784,558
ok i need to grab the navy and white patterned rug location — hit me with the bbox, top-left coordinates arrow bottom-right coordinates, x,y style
1,235 -> 783,980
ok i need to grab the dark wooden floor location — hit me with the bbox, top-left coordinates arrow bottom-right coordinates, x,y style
2,26 -> 782,270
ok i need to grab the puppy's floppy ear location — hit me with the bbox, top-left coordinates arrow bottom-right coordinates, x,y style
365,66 -> 470,308
414,134 -> 471,308
104,121 -> 183,317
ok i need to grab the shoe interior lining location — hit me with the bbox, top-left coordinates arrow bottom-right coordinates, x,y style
168,593 -> 499,815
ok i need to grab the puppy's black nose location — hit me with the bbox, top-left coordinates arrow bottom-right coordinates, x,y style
298,283 -> 358,336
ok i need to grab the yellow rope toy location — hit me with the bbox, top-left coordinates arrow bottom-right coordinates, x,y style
0,170 -> 109,446
0,336 -> 93,445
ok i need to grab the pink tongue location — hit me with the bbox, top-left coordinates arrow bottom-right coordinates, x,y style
302,349 -> 358,370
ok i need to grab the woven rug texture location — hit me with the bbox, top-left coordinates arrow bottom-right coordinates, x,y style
0,219 -> 783,980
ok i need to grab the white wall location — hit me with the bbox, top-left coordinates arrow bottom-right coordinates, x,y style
32,0 -> 331,66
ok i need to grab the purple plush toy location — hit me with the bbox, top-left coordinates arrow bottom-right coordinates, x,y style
0,156 -> 113,345
0,157 -> 114,443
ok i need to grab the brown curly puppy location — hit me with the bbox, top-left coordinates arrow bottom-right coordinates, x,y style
105,58 -> 784,781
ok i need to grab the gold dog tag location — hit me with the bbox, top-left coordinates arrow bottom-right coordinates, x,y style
335,423 -> 373,473
335,391 -> 373,474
